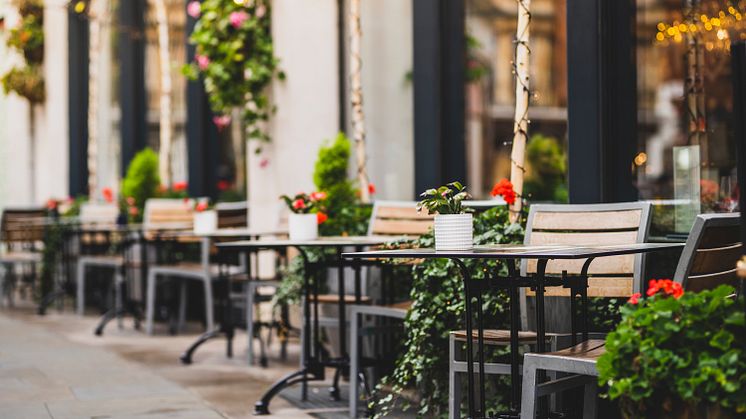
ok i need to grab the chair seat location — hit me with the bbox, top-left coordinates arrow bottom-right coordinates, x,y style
78,255 -> 125,267
451,329 -> 556,345
529,339 -> 606,363
310,294 -> 371,304
385,300 -> 413,311
0,251 -> 42,263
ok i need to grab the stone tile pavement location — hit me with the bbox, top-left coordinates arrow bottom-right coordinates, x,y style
0,309 -> 312,419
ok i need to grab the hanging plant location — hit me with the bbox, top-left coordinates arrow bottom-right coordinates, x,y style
183,0 -> 283,149
1,0 -> 45,103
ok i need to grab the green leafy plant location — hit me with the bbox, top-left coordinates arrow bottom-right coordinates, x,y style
120,148 -> 161,222
523,134 -> 568,203
313,133 -> 371,236
1,0 -> 45,103
373,206 -> 525,418
280,191 -> 325,215
597,283 -> 746,418
416,181 -> 472,215
183,0 -> 283,149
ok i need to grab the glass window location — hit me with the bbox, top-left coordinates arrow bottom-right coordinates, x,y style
636,0 -> 746,235
466,0 -> 568,201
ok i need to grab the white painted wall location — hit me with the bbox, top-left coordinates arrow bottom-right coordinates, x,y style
0,0 -> 69,209
248,0 -> 340,229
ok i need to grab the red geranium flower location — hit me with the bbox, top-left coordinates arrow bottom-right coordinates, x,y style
491,178 -> 516,205
368,183 -> 376,195
646,279 -> 684,299
173,181 -> 188,192
128,206 -> 139,216
217,180 -> 230,191
46,199 -> 58,210
316,212 -> 328,224
102,187 -> 114,203
310,191 -> 327,201
195,201 -> 209,212
628,292 -> 642,305
292,199 -> 306,210
126,196 -> 136,206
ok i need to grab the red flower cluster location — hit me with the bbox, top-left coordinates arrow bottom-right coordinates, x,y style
316,212 -> 328,224
491,178 -> 516,205
102,187 -> 114,203
368,183 -> 376,195
173,181 -> 188,192
217,180 -> 231,191
647,279 -> 684,299
627,279 -> 684,305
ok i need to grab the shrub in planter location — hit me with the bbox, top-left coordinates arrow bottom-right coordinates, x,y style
597,281 -> 746,418
120,148 -> 161,222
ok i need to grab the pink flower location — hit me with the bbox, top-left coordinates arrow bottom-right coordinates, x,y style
229,11 -> 249,29
310,191 -> 327,201
126,196 -> 136,206
128,206 -> 139,216
187,1 -> 201,18
255,4 -> 266,18
195,53 -> 210,70
259,158 -> 269,168
212,115 -> 231,131
292,199 -> 306,210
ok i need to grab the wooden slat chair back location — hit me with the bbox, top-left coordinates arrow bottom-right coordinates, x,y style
520,202 -> 652,332
673,213 -> 742,292
367,200 -> 434,237
0,208 -> 47,248
143,199 -> 195,237
216,201 -> 248,229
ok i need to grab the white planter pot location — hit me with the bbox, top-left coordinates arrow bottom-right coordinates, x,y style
193,210 -> 218,235
289,213 -> 318,241
434,214 -> 473,251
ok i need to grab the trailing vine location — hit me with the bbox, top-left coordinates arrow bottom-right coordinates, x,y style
183,0 -> 283,149
1,0 -> 45,103
374,207 -> 526,418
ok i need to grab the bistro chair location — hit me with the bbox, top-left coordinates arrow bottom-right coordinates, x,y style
144,199 -> 249,335
519,212 -> 742,419
0,207 -> 47,307
448,202 -> 653,419
75,202 -> 125,316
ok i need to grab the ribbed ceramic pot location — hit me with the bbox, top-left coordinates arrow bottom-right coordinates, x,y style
193,210 -> 217,235
289,213 -> 318,241
434,213 -> 473,251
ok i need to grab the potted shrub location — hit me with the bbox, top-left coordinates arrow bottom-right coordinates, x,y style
281,191 -> 327,240
193,198 -> 217,235
597,281 -> 746,419
417,181 -> 473,251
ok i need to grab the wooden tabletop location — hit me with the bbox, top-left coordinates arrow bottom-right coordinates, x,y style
342,242 -> 684,260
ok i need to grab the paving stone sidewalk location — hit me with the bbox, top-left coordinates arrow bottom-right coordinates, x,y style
0,313 -> 226,419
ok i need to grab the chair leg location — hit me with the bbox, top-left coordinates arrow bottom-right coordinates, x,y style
178,281 -> 188,333
202,276 -> 214,331
76,261 -> 86,315
349,308 -> 360,419
0,265 -> 6,308
246,282 -> 256,365
449,334 -> 461,419
115,270 -> 124,329
583,383 -> 598,419
519,358 -> 539,419
145,270 -> 157,335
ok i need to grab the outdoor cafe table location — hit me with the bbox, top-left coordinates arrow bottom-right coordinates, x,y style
342,242 -> 684,419
216,236 -> 400,415
144,228 -> 286,364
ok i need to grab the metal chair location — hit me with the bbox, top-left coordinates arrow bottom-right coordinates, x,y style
519,212 -> 742,419
0,207 -> 46,307
449,202 -> 653,419
75,202 -> 124,316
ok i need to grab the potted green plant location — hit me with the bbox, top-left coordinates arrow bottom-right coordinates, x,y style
280,191 -> 326,240
597,281 -> 746,419
417,181 -> 473,250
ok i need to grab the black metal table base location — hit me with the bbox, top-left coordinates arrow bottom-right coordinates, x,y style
179,327 -> 234,364
94,302 -> 143,336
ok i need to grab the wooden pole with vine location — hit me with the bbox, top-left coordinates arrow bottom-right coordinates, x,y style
87,0 -> 105,198
509,0 -> 531,223
684,0 -> 708,163
349,0 -> 370,203
152,0 -> 173,188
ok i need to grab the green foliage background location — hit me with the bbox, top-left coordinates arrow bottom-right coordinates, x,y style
523,134 -> 568,203
120,148 -> 161,221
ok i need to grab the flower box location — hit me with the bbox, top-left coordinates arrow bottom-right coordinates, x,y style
288,213 -> 318,241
